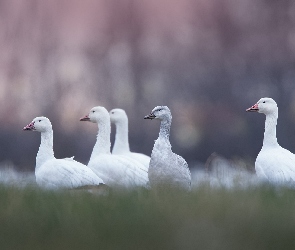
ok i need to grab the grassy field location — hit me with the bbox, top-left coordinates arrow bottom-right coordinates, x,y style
1,184 -> 295,250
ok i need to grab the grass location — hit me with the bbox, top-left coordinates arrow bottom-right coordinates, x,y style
0,185 -> 295,250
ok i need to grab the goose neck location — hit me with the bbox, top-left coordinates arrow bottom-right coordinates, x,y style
263,111 -> 278,147
90,120 -> 111,160
159,118 -> 171,141
112,120 -> 130,154
36,130 -> 54,169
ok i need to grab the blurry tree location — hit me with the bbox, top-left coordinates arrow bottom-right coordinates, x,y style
0,0 -> 295,170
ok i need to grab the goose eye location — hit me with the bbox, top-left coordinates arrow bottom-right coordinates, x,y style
92,110 -> 95,113
158,109 -> 162,112
39,120 -> 41,122
263,101 -> 266,103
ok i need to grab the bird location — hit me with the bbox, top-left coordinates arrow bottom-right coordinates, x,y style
23,116 -> 104,190
80,106 -> 149,188
144,106 -> 191,191
246,97 -> 295,186
110,108 -> 150,171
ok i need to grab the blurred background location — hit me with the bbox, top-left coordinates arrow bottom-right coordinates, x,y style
1,0 -> 295,171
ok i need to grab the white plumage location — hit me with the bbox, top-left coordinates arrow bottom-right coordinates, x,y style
23,117 -> 104,189
110,108 -> 150,171
80,106 -> 149,188
247,97 -> 295,186
144,106 -> 191,191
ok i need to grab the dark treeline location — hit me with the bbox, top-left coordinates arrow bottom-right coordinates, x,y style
0,0 -> 295,170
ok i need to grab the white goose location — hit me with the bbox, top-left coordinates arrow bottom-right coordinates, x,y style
80,106 -> 149,188
144,106 -> 191,191
247,97 -> 295,186
23,117 -> 104,189
110,108 -> 150,171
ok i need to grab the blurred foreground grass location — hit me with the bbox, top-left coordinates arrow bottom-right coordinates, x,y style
1,185 -> 295,250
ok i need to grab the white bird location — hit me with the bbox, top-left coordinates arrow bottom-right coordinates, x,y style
23,117 -> 104,189
80,106 -> 149,188
144,106 -> 191,191
246,97 -> 295,186
110,108 -> 150,171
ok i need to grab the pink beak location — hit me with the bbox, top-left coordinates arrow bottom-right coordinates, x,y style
23,122 -> 35,131
246,103 -> 259,112
80,115 -> 90,121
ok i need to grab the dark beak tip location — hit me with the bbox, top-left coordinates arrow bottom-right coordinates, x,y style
144,114 -> 156,120
246,108 -> 259,112
23,128 -> 33,131
23,126 -> 33,131
80,116 -> 90,121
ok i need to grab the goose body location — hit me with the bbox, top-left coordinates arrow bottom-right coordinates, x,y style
110,108 -> 150,171
247,97 -> 295,186
144,106 -> 191,191
80,107 -> 149,188
23,117 -> 104,189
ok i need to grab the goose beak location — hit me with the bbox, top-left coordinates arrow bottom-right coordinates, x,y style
144,113 -> 156,120
23,122 -> 35,131
80,115 -> 90,121
246,103 -> 259,112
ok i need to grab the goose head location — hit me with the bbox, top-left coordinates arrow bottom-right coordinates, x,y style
23,116 -> 52,132
109,109 -> 127,123
246,97 -> 278,115
144,106 -> 171,121
80,106 -> 109,124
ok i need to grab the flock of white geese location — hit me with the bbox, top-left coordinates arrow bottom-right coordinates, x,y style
22,97 -> 295,191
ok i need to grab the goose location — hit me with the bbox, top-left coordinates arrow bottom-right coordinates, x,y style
80,106 -> 149,188
144,106 -> 191,191
246,97 -> 295,186
110,108 -> 150,171
23,117 -> 104,189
